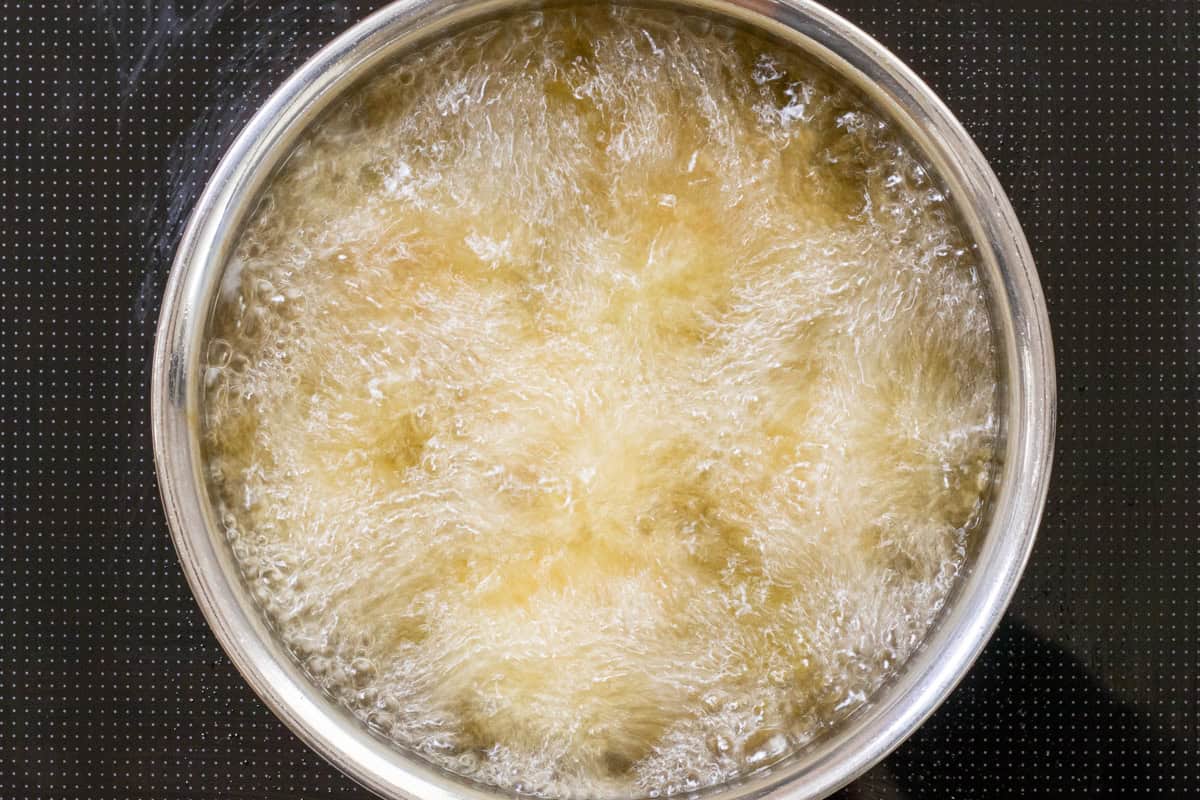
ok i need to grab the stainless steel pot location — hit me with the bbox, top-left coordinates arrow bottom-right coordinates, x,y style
151,1 -> 1055,798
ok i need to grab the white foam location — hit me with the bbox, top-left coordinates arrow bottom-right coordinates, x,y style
202,8 -> 997,798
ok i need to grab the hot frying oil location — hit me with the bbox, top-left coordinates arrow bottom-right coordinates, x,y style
203,8 -> 998,798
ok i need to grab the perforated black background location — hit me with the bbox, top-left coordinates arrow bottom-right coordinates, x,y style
2,0 -> 1197,797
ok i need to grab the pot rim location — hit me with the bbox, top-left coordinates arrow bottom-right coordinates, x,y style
151,2 -> 1056,799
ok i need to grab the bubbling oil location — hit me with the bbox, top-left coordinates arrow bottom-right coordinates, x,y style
203,8 -> 997,798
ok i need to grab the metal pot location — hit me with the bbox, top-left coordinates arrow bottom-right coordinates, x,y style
151,1 -> 1055,798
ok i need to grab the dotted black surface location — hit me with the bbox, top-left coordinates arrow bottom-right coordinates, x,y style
2,1 -> 1196,797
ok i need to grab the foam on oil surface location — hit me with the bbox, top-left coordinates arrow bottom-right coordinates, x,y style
203,8 -> 997,798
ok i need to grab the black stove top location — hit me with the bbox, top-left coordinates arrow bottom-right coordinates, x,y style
4,1 -> 1196,797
